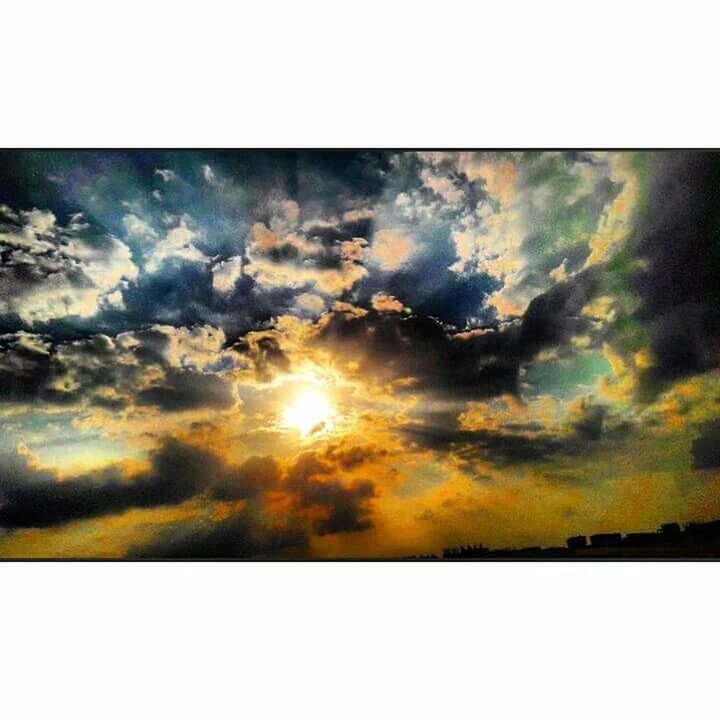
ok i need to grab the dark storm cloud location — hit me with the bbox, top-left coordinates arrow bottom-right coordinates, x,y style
317,273 -> 598,401
208,455 -> 282,501
401,424 -> 564,464
128,509 -> 308,559
0,423 -> 380,543
571,403 -> 607,442
518,268 -> 599,353
692,420 -> 720,470
402,400 -> 620,467
0,438 -> 217,528
0,333 -> 53,402
285,452 -> 377,535
626,152 -> 720,400
305,480 -> 376,536
125,431 -> 387,558
0,332 -> 117,406
137,370 -> 235,411
317,309 -> 521,399
0,438 -> 291,533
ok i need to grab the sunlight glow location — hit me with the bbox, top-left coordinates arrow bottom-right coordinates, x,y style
282,388 -> 334,437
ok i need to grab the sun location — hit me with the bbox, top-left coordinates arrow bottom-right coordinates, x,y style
282,387 -> 334,437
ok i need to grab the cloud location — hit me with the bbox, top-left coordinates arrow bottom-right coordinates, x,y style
211,256 -> 243,295
0,206 -> 138,324
445,152 -> 639,319
315,308 -> 519,399
401,422 -> 564,465
136,370 -> 236,411
0,424 -> 377,549
0,438 -> 215,528
692,420 -> 720,470
305,479 -> 376,535
0,324 -> 236,413
456,154 -> 517,206
449,206 -> 525,313
129,324 -> 227,369
208,455 -> 282,500
369,228 -> 415,271
284,452 -> 377,535
315,283 -> 593,400
128,508 -> 308,558
145,220 -> 208,272
404,395 -> 623,468
342,207 -> 375,224
370,292 -> 405,313
583,152 -> 641,267
570,400 -> 607,441
0,331 -> 55,402
591,153 -> 720,403
294,292 -> 326,317
231,331 -> 291,383
321,441 -> 389,470
202,164 -> 217,184
154,168 -> 177,182
125,441 -> 384,556
123,213 -> 157,239
420,168 -> 465,205
244,221 -> 368,296
517,268 -> 598,353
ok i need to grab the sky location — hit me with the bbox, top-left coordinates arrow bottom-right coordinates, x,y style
1,150 -> 720,558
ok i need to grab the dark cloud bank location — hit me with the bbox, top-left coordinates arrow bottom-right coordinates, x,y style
0,438 -> 379,557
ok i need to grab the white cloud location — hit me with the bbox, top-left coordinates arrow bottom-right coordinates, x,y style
419,168 -> 465,205
154,169 -> 176,182
23,208 -> 56,235
294,292 -> 326,316
122,213 -> 157,240
342,207 -> 375,223
370,228 -> 416,271
0,206 -> 138,324
202,164 -> 217,184
145,221 -> 208,273
212,256 -> 243,295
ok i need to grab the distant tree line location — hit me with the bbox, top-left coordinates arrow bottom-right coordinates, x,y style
439,519 -> 720,559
